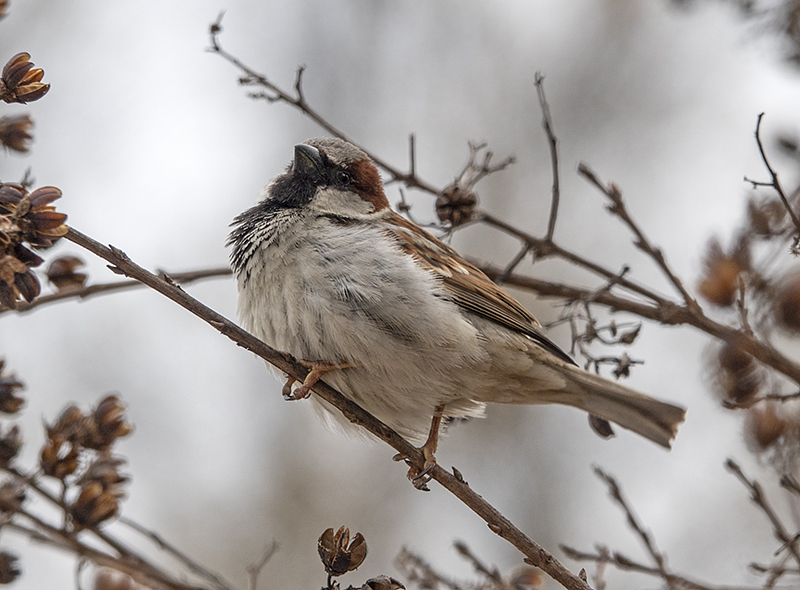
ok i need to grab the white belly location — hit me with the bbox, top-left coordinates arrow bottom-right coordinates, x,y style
236,215 -> 489,440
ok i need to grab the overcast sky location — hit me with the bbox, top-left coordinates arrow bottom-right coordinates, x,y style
2,2 -> 800,589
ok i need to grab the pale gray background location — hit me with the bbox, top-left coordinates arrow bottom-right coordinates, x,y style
1,1 -> 798,589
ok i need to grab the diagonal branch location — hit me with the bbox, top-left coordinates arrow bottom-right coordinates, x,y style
578,163 -> 701,313
63,225 -> 591,590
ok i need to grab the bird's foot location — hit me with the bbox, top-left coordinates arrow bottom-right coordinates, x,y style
392,404 -> 446,491
282,360 -> 352,401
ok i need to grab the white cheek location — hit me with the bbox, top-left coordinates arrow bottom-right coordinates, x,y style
310,188 -> 375,216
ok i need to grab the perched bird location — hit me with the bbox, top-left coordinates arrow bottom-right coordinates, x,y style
229,138 -> 686,475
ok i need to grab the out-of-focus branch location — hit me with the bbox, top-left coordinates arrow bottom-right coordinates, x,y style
744,113 -> 800,236
63,225 -> 592,590
726,459 -> 800,571
0,266 -> 232,316
535,72 -> 560,244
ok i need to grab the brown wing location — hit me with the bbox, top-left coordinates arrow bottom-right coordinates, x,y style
381,212 -> 577,366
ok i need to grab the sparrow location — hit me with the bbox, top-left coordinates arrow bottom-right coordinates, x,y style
228,137 -> 686,476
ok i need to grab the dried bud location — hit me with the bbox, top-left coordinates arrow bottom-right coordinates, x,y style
745,403 -> 786,451
0,551 -> 20,584
318,526 -> 368,577
776,272 -> 800,334
0,255 -> 40,309
0,53 -> 49,104
82,395 -> 133,450
46,255 -> 87,291
71,480 -> 121,529
0,425 -> 21,466
0,480 -> 25,513
717,341 -> 763,408
0,114 -> 33,153
436,185 -> 477,227
40,436 -> 79,479
0,363 -> 23,414
698,238 -> 749,307
362,576 -> 405,590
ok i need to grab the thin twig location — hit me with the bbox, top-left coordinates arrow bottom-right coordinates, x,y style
453,541 -> 503,585
63,225 -> 592,590
747,113 -> 800,235
592,466 -> 669,579
535,73 -> 560,243
560,544 -> 784,590
726,459 -> 800,569
246,541 -> 279,590
578,163 -> 702,313
118,516 -> 235,590
0,266 -> 232,316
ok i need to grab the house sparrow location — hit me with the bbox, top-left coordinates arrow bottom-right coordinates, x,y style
229,138 -> 686,473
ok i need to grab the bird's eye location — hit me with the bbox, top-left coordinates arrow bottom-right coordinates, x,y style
335,171 -> 352,186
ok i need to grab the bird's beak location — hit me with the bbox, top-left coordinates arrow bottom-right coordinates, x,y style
293,144 -> 323,176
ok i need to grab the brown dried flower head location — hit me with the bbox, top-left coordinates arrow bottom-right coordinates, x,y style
0,114 -> 33,153
436,185 -> 478,227
0,361 -> 24,415
40,435 -> 79,480
0,53 -> 50,104
716,341 -> 764,408
80,455 -> 129,490
0,425 -> 21,467
775,271 -> 800,334
318,526 -> 368,577
745,403 -> 787,451
47,404 -> 87,442
47,255 -> 87,291
698,238 -> 750,307
0,551 -> 20,585
71,479 -> 122,530
82,395 -> 134,451
0,184 -> 68,247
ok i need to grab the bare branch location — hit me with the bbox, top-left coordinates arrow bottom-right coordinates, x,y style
749,113 -> 800,237
578,163 -> 701,312
726,459 -> 800,570
63,225 -> 592,590
535,73 -> 560,243
246,541 -> 279,590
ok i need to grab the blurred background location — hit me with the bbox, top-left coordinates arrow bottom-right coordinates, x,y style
2,0 -> 800,588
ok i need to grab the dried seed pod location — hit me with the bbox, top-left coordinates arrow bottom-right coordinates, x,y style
0,363 -> 24,414
747,198 -> 787,237
47,404 -> 88,442
0,551 -> 20,584
46,255 -> 87,291
0,425 -> 22,466
81,455 -> 129,489
436,185 -> 477,227
82,395 -> 133,450
71,480 -> 121,529
94,569 -> 140,590
745,403 -> 786,451
0,480 -> 25,513
362,576 -> 405,590
776,272 -> 800,334
318,526 -> 368,577
716,341 -> 763,408
40,436 -> 79,479
698,238 -> 749,307
0,114 -> 33,153
0,53 -> 49,104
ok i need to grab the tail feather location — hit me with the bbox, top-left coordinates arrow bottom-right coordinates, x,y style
538,366 -> 686,448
